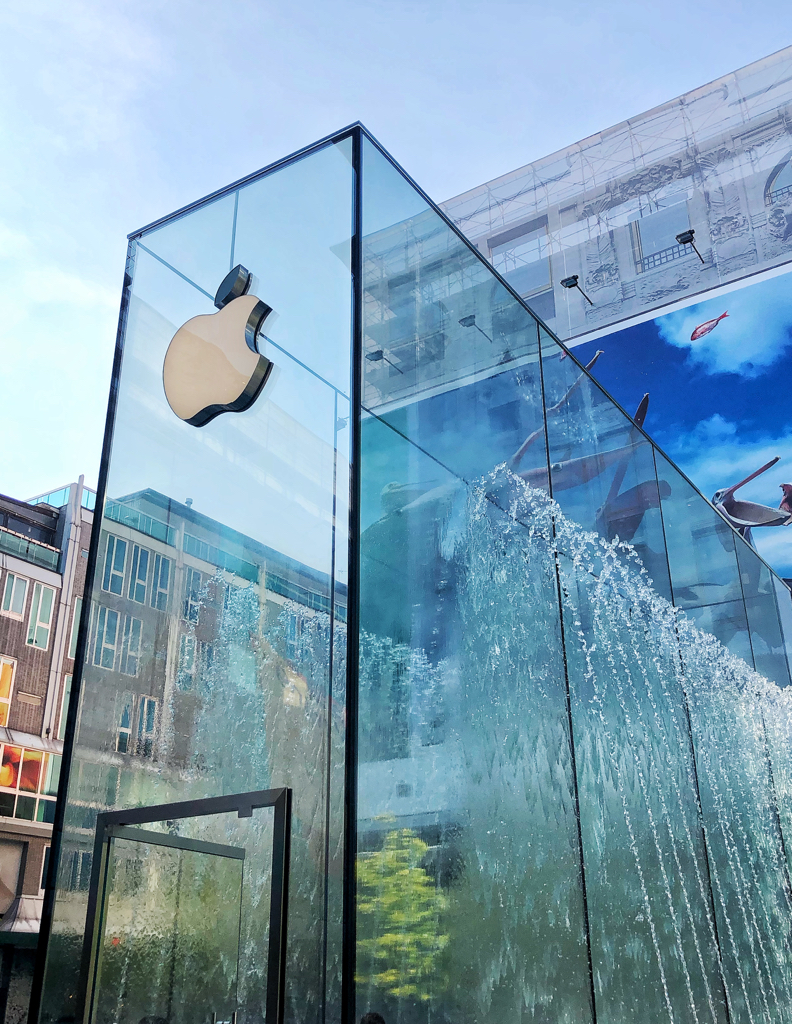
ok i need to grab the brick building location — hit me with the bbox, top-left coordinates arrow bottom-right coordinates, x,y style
0,480 -> 93,1020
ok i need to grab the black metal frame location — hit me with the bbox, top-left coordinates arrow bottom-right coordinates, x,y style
78,788 -> 291,1024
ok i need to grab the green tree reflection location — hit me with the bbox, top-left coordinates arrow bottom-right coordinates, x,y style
357,828 -> 448,1001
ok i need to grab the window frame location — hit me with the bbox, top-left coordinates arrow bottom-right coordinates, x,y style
1,572 -> 29,620
26,582 -> 56,651
488,217 -> 552,298
40,844 -> 51,893
92,606 -> 119,670
137,695 -> 158,757
0,657 -> 16,728
119,615 -> 143,677
0,743 -> 60,822
67,597 -> 83,659
57,674 -> 72,741
182,566 -> 202,623
177,633 -> 196,690
101,535 -> 127,596
150,553 -> 171,611
127,544 -> 150,604
116,693 -> 134,754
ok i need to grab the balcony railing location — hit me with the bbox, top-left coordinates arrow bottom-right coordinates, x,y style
638,243 -> 691,273
769,182 -> 792,204
104,502 -> 176,547
0,527 -> 60,571
183,533 -> 258,583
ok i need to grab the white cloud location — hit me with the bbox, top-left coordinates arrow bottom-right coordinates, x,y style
657,270 -> 792,377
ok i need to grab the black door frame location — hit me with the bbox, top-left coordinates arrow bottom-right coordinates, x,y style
78,787 -> 291,1024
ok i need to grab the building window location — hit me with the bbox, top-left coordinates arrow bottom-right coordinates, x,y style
0,745 -> 59,822
0,658 -> 15,728
68,597 -> 83,659
150,553 -> 171,611
286,612 -> 302,661
489,219 -> 551,297
127,544 -> 150,604
137,696 -> 157,757
92,606 -> 119,669
0,840 -> 23,915
177,634 -> 196,690
66,849 -> 92,891
767,158 -> 792,204
1,573 -> 28,620
119,616 -> 142,676
27,583 -> 55,650
183,567 -> 202,623
41,845 -> 51,892
631,201 -> 691,273
102,535 -> 127,595
116,694 -> 133,753
57,675 -> 72,741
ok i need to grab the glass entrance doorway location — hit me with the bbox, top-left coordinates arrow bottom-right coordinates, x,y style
80,789 -> 291,1024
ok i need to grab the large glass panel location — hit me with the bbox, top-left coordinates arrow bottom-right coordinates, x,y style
40,137 -> 354,1024
540,334 -> 726,1024
94,836 -> 244,1024
681,625 -> 792,1023
654,450 -> 754,665
539,337 -> 672,600
90,805 -> 276,1024
735,537 -> 791,688
357,137 -> 591,1024
655,444 -> 792,1018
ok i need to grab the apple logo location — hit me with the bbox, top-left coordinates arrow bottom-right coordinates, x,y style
162,264 -> 275,427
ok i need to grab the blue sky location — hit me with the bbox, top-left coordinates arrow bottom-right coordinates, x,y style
3,1 -> 792,501
575,266 -> 792,575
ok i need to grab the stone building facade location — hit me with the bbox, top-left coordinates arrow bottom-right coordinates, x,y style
441,45 -> 792,347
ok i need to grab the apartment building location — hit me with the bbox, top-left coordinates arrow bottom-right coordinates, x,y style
0,480 -> 93,1020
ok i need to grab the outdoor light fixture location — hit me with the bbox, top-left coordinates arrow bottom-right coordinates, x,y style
675,228 -> 705,264
458,313 -> 494,343
560,274 -> 593,306
366,349 -> 404,373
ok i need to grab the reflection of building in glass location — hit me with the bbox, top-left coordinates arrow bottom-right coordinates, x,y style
35,125 -> 792,1024
78,487 -> 342,770
0,480 -> 93,1019
442,46 -> 792,343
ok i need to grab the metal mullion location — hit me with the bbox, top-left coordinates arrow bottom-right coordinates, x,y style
536,326 -> 599,1024
267,788 -> 292,1024
106,824 -> 246,861
341,123 -> 363,1024
651,444 -> 733,1024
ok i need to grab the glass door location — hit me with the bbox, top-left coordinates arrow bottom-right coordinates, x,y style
80,789 -> 291,1024
92,827 -> 244,1024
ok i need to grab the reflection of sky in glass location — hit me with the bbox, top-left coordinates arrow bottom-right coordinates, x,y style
107,141 -> 353,572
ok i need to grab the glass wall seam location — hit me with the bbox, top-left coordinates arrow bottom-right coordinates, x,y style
129,126 -> 361,240
342,124 -> 363,1024
650,445 -> 734,1024
536,324 -> 599,1024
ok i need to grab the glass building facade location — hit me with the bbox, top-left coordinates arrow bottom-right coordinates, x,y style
34,126 -> 792,1024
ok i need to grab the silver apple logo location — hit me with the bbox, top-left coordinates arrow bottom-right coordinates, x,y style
162,265 -> 274,427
